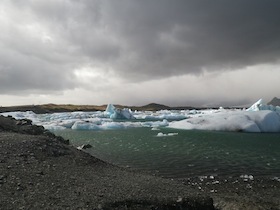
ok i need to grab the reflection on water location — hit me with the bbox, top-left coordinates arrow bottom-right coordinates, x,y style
54,128 -> 280,179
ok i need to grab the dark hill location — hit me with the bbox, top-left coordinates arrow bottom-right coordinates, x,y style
137,103 -> 170,111
268,97 -> 280,106
113,103 -> 171,111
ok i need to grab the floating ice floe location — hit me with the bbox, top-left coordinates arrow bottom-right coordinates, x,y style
141,119 -> 169,128
136,110 -> 187,121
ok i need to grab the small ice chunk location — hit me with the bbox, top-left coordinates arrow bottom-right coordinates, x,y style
168,133 -> 178,136
156,132 -> 178,137
157,132 -> 165,137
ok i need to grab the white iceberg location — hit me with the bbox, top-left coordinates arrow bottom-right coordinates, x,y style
169,99 -> 280,133
169,110 -> 280,132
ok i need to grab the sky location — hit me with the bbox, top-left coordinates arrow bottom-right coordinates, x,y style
1,0 -> 280,107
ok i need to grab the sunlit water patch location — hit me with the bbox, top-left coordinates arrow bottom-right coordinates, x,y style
54,128 -> 280,179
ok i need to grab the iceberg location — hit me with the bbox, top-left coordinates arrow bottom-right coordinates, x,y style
105,104 -> 115,115
246,99 -> 264,111
104,104 -> 135,120
169,110 -> 280,132
247,98 -> 280,112
169,99 -> 280,133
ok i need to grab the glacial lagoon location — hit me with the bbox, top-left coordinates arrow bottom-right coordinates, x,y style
54,128 -> 280,179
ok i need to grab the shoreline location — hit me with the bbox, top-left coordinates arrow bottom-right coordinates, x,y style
0,116 -> 279,209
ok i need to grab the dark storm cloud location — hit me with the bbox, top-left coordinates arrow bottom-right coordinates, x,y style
101,0 -> 280,79
1,0 -> 280,94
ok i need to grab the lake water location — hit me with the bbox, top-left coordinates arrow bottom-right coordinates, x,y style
54,128 -> 280,179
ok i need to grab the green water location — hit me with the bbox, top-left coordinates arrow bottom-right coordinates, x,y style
54,128 -> 280,179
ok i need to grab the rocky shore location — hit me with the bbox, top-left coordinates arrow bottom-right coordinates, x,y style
0,115 -> 279,209
0,115 -> 214,209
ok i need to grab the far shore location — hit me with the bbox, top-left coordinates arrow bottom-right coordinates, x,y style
0,103 -> 247,114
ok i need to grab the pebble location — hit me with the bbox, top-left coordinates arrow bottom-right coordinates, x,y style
240,174 -> 254,181
16,186 -> 24,191
36,171 -> 44,176
177,196 -> 183,202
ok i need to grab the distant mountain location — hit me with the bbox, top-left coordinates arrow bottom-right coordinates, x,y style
115,103 -> 171,111
268,97 -> 280,106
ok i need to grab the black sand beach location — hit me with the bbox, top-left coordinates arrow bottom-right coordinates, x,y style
0,115 -> 279,209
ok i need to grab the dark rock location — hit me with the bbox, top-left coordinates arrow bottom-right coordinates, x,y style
19,125 -> 45,135
55,136 -> 70,145
36,171 -> 44,176
16,119 -> 32,126
0,115 -> 44,135
0,116 -> 70,146
43,130 -> 56,138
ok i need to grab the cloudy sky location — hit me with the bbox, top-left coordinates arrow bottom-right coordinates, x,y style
1,0 -> 280,107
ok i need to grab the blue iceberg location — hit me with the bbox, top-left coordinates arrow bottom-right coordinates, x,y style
104,104 -> 135,120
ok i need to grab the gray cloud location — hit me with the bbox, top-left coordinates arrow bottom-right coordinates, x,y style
1,0 -> 280,95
